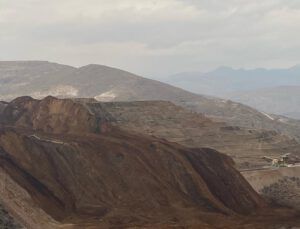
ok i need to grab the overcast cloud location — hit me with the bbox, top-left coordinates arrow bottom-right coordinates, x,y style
0,0 -> 300,78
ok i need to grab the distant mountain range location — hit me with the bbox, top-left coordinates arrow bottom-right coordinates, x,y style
165,66 -> 300,119
228,86 -> 300,119
1,61 -> 300,140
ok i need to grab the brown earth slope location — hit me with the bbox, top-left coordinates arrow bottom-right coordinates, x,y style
0,97 -> 299,228
0,204 -> 23,229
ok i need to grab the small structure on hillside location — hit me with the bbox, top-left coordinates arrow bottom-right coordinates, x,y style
262,153 -> 290,167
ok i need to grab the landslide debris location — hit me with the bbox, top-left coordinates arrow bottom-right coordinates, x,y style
0,96 -> 298,228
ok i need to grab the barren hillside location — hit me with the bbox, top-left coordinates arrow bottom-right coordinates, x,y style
1,61 -> 300,141
78,100 -> 300,169
0,97 -> 299,228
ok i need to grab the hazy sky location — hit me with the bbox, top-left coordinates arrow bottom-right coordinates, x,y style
1,0 -> 300,78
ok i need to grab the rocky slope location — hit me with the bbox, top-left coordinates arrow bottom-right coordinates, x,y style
0,204 -> 23,229
261,176 -> 300,210
1,61 -> 300,140
0,97 -> 299,228
76,100 -> 300,170
242,166 -> 300,211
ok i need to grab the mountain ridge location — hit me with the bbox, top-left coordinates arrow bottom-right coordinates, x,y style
165,65 -> 300,119
227,86 -> 300,119
1,61 -> 300,141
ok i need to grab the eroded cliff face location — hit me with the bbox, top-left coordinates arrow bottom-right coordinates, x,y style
0,97 -> 298,228
0,96 -> 111,134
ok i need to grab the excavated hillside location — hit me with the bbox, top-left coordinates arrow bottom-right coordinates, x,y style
76,100 -> 300,170
1,61 -> 300,141
0,97 -> 299,228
